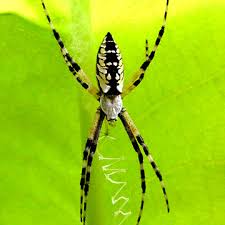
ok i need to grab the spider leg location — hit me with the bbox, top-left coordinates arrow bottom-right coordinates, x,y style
41,0 -> 100,100
80,140 -> 92,222
119,112 -> 146,225
122,0 -> 169,98
145,39 -> 149,60
119,109 -> 169,213
81,109 -> 105,224
80,108 -> 105,222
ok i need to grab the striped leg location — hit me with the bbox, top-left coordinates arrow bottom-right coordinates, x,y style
119,111 -> 146,225
41,0 -> 100,100
80,108 -> 105,222
82,110 -> 105,224
80,140 -> 92,222
122,0 -> 169,98
145,39 -> 149,59
120,109 -> 169,212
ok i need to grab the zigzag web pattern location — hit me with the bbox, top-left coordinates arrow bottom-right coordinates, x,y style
97,137 -> 131,225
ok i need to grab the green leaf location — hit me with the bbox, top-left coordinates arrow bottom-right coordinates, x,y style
0,1 -> 224,225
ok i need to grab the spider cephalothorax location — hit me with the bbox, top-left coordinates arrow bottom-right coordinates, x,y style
100,94 -> 122,121
41,0 -> 170,224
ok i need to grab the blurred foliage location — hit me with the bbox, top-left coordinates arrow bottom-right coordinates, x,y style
0,1 -> 224,225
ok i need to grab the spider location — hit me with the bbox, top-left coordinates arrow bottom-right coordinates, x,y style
41,0 -> 170,224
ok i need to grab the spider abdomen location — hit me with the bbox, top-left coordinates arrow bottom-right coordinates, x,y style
96,32 -> 124,95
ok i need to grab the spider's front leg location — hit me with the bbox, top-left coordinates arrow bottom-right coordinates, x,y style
119,109 -> 170,213
80,108 -> 105,224
122,0 -> 169,98
41,0 -> 100,100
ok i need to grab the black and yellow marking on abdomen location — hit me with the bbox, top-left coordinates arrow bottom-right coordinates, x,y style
96,32 -> 124,95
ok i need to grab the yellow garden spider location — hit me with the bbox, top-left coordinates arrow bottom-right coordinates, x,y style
41,0 -> 170,224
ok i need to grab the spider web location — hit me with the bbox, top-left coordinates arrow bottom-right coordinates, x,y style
97,135 -> 132,225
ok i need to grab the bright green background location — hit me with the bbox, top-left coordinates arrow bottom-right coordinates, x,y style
0,0 -> 224,225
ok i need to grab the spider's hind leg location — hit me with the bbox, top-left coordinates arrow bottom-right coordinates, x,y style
80,108 -> 105,223
119,111 -> 146,225
81,109 -> 105,224
119,109 -> 170,213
